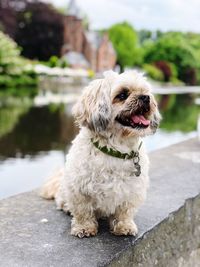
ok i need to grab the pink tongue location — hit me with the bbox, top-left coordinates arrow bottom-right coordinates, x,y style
131,115 -> 150,126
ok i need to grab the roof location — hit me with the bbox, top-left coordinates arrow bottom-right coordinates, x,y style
85,31 -> 116,55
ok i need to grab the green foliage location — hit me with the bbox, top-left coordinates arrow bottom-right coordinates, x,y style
143,32 -> 198,83
143,64 -> 164,81
169,77 -> 184,86
0,31 -> 38,96
169,62 -> 178,78
109,25 -> 200,84
109,22 -> 142,69
48,56 -> 59,68
45,56 -> 69,69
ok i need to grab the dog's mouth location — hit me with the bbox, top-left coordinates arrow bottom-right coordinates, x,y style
116,110 -> 150,129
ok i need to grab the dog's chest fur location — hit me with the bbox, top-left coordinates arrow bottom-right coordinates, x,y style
64,129 -> 149,216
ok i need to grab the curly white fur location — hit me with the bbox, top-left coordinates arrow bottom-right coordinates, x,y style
41,70 -> 161,238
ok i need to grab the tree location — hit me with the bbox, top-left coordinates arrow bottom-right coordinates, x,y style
0,0 -> 31,38
143,32 -> 198,84
138,29 -> 152,44
0,30 -> 37,96
15,2 -> 64,61
108,22 -> 142,70
0,1 -> 64,61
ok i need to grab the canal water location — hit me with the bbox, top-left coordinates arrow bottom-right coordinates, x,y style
0,90 -> 199,199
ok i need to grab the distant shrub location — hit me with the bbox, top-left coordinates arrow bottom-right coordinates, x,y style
46,56 -> 69,69
154,61 -> 172,82
143,32 -> 198,83
169,77 -> 184,86
48,56 -> 59,68
169,62 -> 178,79
143,64 -> 164,81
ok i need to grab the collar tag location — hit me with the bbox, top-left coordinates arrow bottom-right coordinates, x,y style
132,151 -> 141,176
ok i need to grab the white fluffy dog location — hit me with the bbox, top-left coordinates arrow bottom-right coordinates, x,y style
41,70 -> 161,238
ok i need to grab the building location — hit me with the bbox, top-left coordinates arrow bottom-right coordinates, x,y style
62,0 -> 116,72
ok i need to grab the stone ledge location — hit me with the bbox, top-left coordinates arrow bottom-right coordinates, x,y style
0,138 -> 200,267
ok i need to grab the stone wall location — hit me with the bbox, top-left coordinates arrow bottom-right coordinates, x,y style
109,195 -> 200,267
0,138 -> 199,266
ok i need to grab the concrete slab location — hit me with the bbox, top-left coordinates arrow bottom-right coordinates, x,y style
0,138 -> 200,267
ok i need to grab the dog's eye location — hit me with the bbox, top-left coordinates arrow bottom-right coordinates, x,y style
115,89 -> 129,101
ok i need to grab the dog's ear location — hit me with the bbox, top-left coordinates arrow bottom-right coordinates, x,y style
72,79 -> 112,132
103,70 -> 118,87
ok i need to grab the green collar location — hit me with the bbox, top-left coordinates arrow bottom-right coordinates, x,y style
91,139 -> 142,160
91,139 -> 142,177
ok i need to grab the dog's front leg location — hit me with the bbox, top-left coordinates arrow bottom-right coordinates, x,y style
70,194 -> 98,238
109,203 -> 138,236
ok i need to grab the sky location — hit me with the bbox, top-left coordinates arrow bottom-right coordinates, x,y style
42,0 -> 200,32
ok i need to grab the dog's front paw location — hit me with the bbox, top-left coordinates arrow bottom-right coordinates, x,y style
71,224 -> 98,238
111,220 -> 138,236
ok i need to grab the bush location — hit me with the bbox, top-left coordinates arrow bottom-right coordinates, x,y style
143,64 -> 164,81
143,32 -> 198,84
169,62 -> 178,79
46,56 -> 69,68
48,56 -> 59,68
169,77 -> 184,86
0,31 -> 37,96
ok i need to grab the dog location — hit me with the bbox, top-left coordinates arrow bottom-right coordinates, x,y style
41,70 -> 161,238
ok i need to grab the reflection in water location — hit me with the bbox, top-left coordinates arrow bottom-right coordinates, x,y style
0,104 -> 78,160
158,94 -> 200,132
0,102 -> 31,138
0,102 -> 78,199
0,93 -> 199,199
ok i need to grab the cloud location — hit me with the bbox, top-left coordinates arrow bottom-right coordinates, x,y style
42,0 -> 200,32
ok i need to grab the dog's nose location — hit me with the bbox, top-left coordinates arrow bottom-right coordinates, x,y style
138,95 -> 150,103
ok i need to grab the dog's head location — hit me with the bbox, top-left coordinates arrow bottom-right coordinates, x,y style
73,70 -> 161,138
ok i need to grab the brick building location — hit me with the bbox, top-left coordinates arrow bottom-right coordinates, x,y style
62,0 -> 116,72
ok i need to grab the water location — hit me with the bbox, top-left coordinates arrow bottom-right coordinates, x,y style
0,91 -> 199,200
